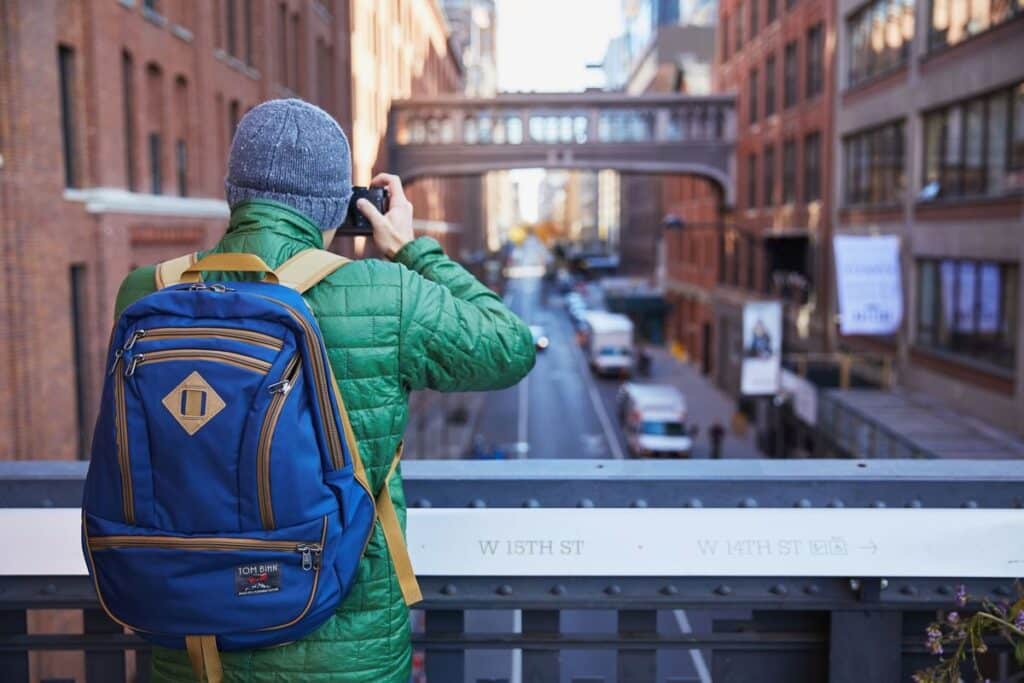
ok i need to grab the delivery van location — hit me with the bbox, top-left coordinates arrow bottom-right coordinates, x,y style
582,311 -> 634,377
617,383 -> 693,457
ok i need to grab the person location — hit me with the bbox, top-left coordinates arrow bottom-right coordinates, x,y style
113,98 -> 537,683
746,319 -> 773,358
709,420 -> 726,459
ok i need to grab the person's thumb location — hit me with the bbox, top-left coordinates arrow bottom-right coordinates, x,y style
357,198 -> 389,232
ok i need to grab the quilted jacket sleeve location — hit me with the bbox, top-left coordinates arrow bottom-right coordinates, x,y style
395,237 -> 535,392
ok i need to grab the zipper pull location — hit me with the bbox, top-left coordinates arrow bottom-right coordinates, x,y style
297,544 -> 322,571
125,353 -> 145,377
268,379 -> 292,395
123,329 -> 146,351
108,349 -> 123,375
298,544 -> 313,571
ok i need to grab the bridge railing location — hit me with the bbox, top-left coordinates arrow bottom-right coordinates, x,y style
389,93 -> 738,147
2,459 -> 1022,683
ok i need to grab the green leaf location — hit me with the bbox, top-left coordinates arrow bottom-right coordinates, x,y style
1015,639 -> 1024,666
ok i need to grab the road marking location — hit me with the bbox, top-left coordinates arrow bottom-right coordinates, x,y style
673,609 -> 712,683
568,328 -> 625,460
517,372 -> 529,451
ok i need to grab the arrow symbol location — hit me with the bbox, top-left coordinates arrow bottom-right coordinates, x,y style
859,541 -> 878,554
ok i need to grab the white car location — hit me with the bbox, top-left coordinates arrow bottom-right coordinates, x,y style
529,325 -> 550,351
617,383 -> 693,457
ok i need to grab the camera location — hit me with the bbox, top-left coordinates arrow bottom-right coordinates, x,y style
341,186 -> 389,235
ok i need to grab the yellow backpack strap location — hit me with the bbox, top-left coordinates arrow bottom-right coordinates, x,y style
328,372 -> 422,606
375,442 -> 422,606
185,635 -> 223,683
154,252 -> 199,289
276,248 -> 351,294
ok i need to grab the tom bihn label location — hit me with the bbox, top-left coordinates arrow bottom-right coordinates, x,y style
235,562 -> 282,597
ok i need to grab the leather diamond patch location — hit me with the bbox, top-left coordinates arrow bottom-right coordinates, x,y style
161,371 -> 226,436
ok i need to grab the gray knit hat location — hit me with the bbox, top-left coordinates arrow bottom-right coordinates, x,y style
225,98 -> 352,230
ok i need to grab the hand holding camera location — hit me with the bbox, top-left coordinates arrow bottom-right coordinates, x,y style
350,173 -> 415,259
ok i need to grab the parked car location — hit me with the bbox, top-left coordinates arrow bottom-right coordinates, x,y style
617,383 -> 693,457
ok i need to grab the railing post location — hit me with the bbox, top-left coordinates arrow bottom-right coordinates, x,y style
0,609 -> 29,683
828,610 -> 902,682
522,609 -> 559,683
425,609 -> 465,683
84,608 -> 125,683
617,609 -> 656,683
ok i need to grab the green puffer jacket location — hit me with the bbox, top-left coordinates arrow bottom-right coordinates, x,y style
113,200 -> 536,682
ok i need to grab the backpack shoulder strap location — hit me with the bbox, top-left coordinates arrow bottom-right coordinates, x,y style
154,252 -> 199,289
275,248 -> 351,294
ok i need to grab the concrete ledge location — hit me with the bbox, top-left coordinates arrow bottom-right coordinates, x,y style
63,187 -> 228,218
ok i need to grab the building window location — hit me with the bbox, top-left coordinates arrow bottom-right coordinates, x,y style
928,0 -> 1023,51
767,0 -> 778,23
291,12 -> 301,93
278,2 -> 289,87
923,82 -> 1024,199
765,54 -> 776,116
722,14 -> 730,60
843,120 -> 905,206
69,264 -> 90,459
917,259 -> 1019,371
763,144 -> 776,206
243,0 -> 253,65
747,153 -> 758,208
750,0 -> 759,37
847,0 -> 913,88
782,138 -> 797,203
735,4 -> 744,51
804,131 -> 821,201
225,0 -> 237,56
786,0 -> 798,9
143,0 -> 159,11
784,41 -> 798,108
175,139 -> 187,197
749,68 -> 759,125
229,99 -> 241,145
148,133 -> 162,194
57,45 -> 79,188
806,23 -> 824,98
121,50 -> 136,191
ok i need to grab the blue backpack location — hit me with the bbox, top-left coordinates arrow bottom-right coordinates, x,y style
82,250 -> 421,682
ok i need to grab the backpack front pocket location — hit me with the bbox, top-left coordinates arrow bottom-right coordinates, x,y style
84,513 -> 340,636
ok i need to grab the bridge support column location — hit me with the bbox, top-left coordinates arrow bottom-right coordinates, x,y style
0,609 -> 29,683
426,609 -> 465,683
522,609 -> 560,683
828,610 -> 902,683
617,609 -> 657,683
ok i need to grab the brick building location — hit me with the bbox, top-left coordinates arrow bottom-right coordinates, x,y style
833,0 -> 1024,436
659,0 -> 836,395
0,2 -> 468,677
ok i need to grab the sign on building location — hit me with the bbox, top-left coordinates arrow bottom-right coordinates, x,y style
740,301 -> 782,395
834,235 -> 903,335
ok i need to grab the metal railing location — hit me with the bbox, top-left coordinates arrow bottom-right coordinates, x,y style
2,459 -> 1023,683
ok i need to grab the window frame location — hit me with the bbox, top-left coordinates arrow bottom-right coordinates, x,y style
783,41 -> 799,109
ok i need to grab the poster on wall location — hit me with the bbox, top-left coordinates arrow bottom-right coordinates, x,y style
833,235 -> 903,335
740,301 -> 783,396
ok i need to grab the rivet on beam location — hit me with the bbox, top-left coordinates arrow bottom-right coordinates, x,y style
660,584 -> 678,596
440,583 -> 457,596
631,499 -> 648,508
713,584 -> 732,596
803,584 -> 821,595
828,498 -> 845,508
496,584 -> 513,596
770,584 -> 788,596
794,498 -> 812,508
550,584 -> 566,596
961,500 -> 978,509
739,497 -> 757,508
936,585 -> 953,596
577,498 -> 595,508
687,498 -> 703,508
523,498 -> 540,508
604,584 -> 622,596
993,585 -> 1011,597
469,498 -> 486,508
414,498 -> 432,508
900,585 -> 917,596
906,499 -> 922,508
871,500 -> 886,508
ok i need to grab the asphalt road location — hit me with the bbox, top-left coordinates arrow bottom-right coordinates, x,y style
467,270 -> 713,683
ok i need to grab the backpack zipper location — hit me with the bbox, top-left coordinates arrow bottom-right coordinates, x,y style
84,516 -> 329,633
125,349 -> 272,376
127,327 -> 284,352
257,355 -> 302,529
113,355 -> 134,524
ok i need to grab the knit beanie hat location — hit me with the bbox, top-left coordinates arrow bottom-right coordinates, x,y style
224,98 -> 352,230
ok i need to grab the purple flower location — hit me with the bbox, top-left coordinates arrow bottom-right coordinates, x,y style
955,584 -> 968,607
1014,610 -> 1024,630
946,611 -> 959,624
928,639 -> 943,655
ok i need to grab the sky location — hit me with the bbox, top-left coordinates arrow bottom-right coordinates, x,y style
494,0 -> 624,220
494,0 -> 622,93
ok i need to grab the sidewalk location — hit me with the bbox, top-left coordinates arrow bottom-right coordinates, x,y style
644,346 -> 763,460
402,390 -> 487,460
